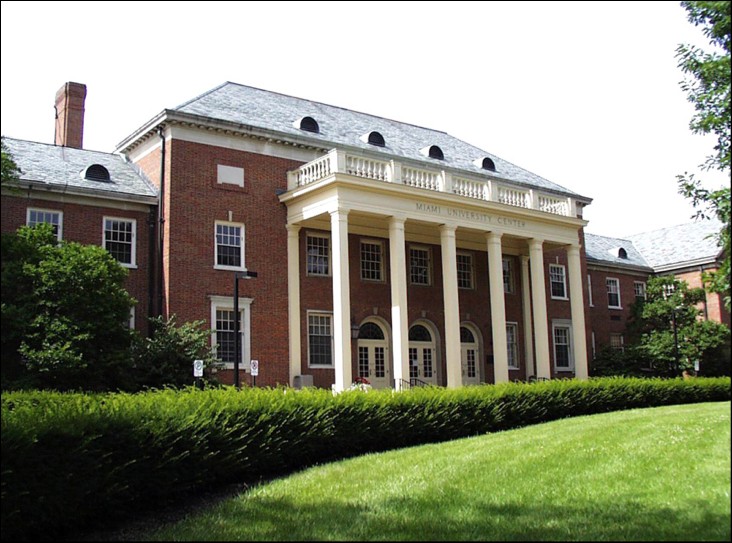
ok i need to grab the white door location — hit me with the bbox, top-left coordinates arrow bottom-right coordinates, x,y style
460,326 -> 481,386
408,324 -> 438,386
356,322 -> 390,389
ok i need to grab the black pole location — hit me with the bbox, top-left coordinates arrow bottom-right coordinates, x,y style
234,274 -> 240,389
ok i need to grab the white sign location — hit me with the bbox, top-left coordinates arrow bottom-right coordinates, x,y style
250,359 -> 259,376
193,359 -> 204,377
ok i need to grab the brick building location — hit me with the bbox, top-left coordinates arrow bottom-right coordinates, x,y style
2,82 -> 727,390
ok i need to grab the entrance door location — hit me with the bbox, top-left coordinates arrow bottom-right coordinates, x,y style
460,326 -> 481,385
356,322 -> 390,389
408,324 -> 438,386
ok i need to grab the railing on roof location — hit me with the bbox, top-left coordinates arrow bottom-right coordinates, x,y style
286,149 -> 576,217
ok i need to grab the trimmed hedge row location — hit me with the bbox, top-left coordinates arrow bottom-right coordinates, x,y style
2,376 -> 730,540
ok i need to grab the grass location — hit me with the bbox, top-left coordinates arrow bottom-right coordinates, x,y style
145,401 -> 730,541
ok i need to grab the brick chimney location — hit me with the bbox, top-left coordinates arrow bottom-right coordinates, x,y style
54,82 -> 87,149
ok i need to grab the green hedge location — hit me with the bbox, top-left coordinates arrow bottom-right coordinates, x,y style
2,376 -> 729,540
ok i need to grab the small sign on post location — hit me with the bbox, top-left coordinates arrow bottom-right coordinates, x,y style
250,360 -> 259,376
193,359 -> 204,377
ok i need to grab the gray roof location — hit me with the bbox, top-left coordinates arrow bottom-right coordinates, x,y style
3,138 -> 158,201
171,82 -> 587,199
584,232 -> 651,269
627,219 -> 724,269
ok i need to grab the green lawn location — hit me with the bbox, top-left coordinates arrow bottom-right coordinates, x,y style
146,402 -> 731,541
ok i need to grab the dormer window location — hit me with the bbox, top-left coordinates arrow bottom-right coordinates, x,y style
82,164 -> 110,182
420,145 -> 444,160
361,131 -> 385,147
481,157 -> 496,171
608,247 -> 628,259
296,116 -> 320,133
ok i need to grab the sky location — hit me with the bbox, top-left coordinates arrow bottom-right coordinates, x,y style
1,1 -> 728,238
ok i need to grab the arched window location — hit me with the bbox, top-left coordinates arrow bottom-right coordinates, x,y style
366,131 -> 385,147
83,164 -> 110,182
460,326 -> 475,343
618,248 -> 628,259
481,157 -> 496,171
298,116 -> 320,133
428,145 -> 444,160
409,324 -> 432,342
358,322 -> 384,340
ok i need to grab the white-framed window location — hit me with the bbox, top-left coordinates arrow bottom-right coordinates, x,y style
457,252 -> 474,289
103,217 -> 136,267
217,164 -> 244,187
306,232 -> 330,276
409,245 -> 431,286
506,322 -> 519,369
215,221 -> 245,270
360,239 -> 384,282
308,311 -> 333,367
549,264 -> 567,299
634,281 -> 646,302
503,258 -> 514,294
552,320 -> 573,371
587,274 -> 594,307
606,277 -> 622,308
210,295 -> 252,370
610,333 -> 624,351
27,208 -> 63,240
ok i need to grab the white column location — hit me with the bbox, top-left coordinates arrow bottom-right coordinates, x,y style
440,224 -> 462,388
520,256 -> 535,378
287,224 -> 302,386
486,232 -> 509,383
330,209 -> 352,392
567,244 -> 589,379
529,238 -> 551,379
389,216 -> 410,390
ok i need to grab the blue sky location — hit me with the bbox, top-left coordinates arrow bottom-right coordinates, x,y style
2,1 -> 727,237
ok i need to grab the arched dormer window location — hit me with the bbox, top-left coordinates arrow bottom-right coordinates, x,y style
608,247 -> 628,259
361,131 -> 385,147
420,145 -> 444,160
481,157 -> 496,171
296,116 -> 320,133
82,164 -> 110,182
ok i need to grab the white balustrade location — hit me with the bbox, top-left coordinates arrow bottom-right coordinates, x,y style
402,167 -> 439,191
496,186 -> 530,208
538,195 -> 569,216
346,156 -> 389,181
452,177 -> 488,200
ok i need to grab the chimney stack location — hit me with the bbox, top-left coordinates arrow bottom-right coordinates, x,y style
54,82 -> 87,149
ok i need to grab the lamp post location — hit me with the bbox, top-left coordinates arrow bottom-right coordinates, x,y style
234,270 -> 257,388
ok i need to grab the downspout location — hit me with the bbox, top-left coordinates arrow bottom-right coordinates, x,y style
157,126 -> 166,319
147,207 -> 157,336
700,265 -> 709,320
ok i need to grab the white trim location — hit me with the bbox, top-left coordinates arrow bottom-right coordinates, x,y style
359,238 -> 385,282
103,216 -> 137,268
552,319 -> 574,371
456,250 -> 474,290
26,207 -> 63,240
210,294 -> 252,370
506,321 -> 520,369
502,257 -> 514,294
214,220 -> 246,271
306,231 -> 331,277
587,274 -> 594,307
409,244 -> 432,286
634,281 -> 647,301
606,277 -> 622,309
549,263 -> 568,300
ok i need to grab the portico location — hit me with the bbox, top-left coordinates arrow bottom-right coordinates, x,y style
280,148 -> 590,391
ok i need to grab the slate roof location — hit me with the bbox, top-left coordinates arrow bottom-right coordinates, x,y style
627,219 -> 724,269
170,82 -> 587,199
584,232 -> 651,270
3,138 -> 158,201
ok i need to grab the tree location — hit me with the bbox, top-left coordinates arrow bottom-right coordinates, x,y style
1,136 -> 21,188
676,1 -> 731,311
628,276 -> 730,377
1,223 -> 137,390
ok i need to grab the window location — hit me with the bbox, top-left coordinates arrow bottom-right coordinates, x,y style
360,240 -> 384,281
215,222 -> 245,269
587,274 -> 594,307
27,208 -> 62,240
83,164 -> 110,182
503,258 -> 514,294
217,165 -> 244,187
549,264 -> 567,299
606,278 -> 621,308
481,157 -> 496,171
366,131 -> 385,147
409,246 -> 431,285
307,233 -> 330,276
211,295 -> 251,369
308,312 -> 333,367
610,333 -> 624,351
104,217 -> 136,267
553,322 -> 573,370
506,322 -> 519,369
634,281 -> 646,302
457,252 -> 474,289
298,116 -> 320,133
428,145 -> 444,160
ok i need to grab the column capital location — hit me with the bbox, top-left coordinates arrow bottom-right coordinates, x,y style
389,214 -> 407,228
329,207 -> 350,219
485,230 -> 504,243
286,223 -> 301,235
567,243 -> 581,256
439,222 -> 458,234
